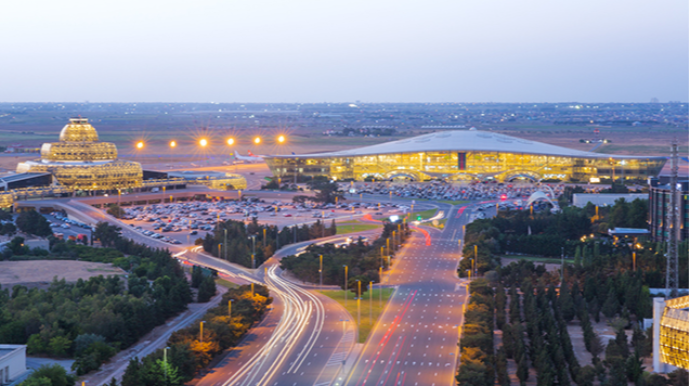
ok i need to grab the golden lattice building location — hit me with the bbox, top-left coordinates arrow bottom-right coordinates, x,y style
16,118 -> 143,190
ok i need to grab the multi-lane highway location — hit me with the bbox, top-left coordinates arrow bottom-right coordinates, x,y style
29,188 -> 473,386
345,203 -> 470,386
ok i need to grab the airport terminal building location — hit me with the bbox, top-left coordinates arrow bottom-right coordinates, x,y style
265,130 -> 666,183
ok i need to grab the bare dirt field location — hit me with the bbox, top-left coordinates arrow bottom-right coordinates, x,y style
0,260 -> 125,290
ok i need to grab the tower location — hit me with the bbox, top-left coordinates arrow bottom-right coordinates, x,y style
665,139 -> 679,299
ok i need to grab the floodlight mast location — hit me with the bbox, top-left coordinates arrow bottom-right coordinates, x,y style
665,139 -> 680,299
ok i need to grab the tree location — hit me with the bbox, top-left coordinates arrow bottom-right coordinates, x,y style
94,222 -> 122,248
307,177 -> 343,204
48,335 -> 72,357
602,287 -> 620,318
559,282 -> 575,322
107,204 -> 126,218
668,369 -> 689,386
197,276 -> 217,303
191,266 -> 204,288
19,377 -> 52,386
0,222 -> 16,236
16,210 -> 52,237
20,364 -> 77,386
0,208 -> 12,221
496,347 -> 510,386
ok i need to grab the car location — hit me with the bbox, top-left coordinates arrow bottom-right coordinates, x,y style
189,230 -> 198,235
283,213 -> 292,217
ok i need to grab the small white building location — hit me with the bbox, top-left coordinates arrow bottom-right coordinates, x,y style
0,345 -> 27,385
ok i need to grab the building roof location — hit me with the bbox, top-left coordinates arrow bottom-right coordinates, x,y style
272,130 -> 667,159
0,344 -> 26,362
0,173 -> 52,183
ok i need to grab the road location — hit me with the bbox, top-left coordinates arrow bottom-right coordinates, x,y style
37,191 -> 458,386
59,197 -> 362,386
190,233 -> 372,386
345,203 -> 470,386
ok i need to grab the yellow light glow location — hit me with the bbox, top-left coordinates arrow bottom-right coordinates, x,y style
254,137 -> 261,145
136,141 -> 144,150
277,135 -> 286,144
199,138 -> 209,147
169,140 -> 177,148
227,138 -> 235,146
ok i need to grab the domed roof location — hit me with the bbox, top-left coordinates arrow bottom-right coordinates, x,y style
59,118 -> 99,142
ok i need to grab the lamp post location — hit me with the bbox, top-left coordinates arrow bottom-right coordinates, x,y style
228,299 -> 233,317
199,321 -> 206,343
561,246 -> 565,283
356,280 -> 361,327
249,235 -> 256,269
633,251 -> 636,271
474,244 -> 478,278
218,243 -> 222,259
319,254 -> 323,289
164,346 -> 170,381
343,265 -> 348,306
369,280 -> 373,325
224,228 -> 227,260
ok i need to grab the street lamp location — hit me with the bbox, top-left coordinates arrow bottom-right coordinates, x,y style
135,141 -> 144,150
164,346 -> 170,381
277,135 -> 286,144
199,321 -> 206,343
253,136 -> 261,145
169,140 -> 177,148
199,138 -> 209,148
249,235 -> 257,268
343,265 -> 348,306
319,254 -> 323,289
226,138 -> 235,146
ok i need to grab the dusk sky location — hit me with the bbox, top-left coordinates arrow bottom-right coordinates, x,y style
1,0 -> 687,103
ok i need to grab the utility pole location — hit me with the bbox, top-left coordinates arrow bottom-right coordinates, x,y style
343,265 -> 348,306
666,139 -> 680,299
561,246 -> 565,284
224,228 -> 227,261
250,235 -> 256,269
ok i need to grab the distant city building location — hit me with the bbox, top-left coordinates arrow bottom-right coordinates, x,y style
0,344 -> 27,384
265,130 -> 666,183
653,296 -> 689,372
16,118 -> 143,191
649,177 -> 689,243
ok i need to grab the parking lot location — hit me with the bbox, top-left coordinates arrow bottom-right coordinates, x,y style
117,198 -> 410,246
43,212 -> 93,242
346,181 -> 565,202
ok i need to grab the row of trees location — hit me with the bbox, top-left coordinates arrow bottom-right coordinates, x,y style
456,279 -> 495,386
119,284 -> 272,386
280,221 -> 409,290
201,218 -> 337,268
493,258 -> 687,386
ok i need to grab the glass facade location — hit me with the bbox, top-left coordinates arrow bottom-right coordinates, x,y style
265,150 -> 666,183
660,296 -> 689,370
16,118 -> 143,190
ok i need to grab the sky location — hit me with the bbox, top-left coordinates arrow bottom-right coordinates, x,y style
0,0 -> 687,103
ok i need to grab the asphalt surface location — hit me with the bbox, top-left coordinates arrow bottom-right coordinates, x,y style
345,203 -> 471,386
57,197 -> 364,386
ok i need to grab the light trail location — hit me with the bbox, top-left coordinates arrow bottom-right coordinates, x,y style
218,265 -> 326,386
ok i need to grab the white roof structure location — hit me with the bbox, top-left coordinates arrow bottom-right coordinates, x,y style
277,130 -> 665,160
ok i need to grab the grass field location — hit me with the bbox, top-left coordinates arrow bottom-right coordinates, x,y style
215,278 -> 240,289
439,200 -> 470,206
413,209 -> 438,220
318,288 -> 394,343
336,221 -> 380,235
